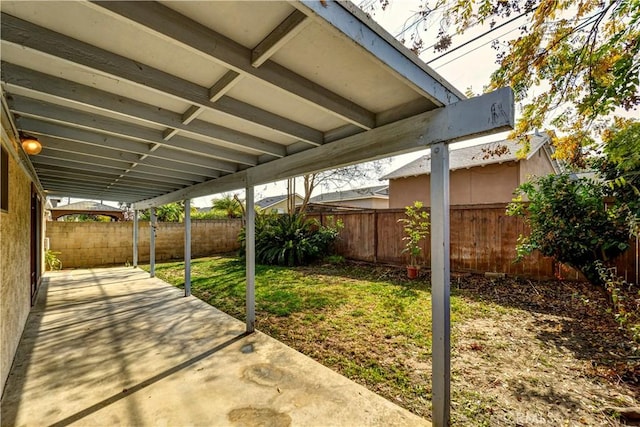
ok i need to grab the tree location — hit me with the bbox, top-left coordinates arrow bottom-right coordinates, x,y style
507,173 -> 630,285
139,202 -> 187,222
296,160 -> 388,213
211,194 -> 244,218
596,119 -> 640,235
366,0 -> 639,164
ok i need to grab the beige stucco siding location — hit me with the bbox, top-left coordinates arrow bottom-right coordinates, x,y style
519,147 -> 556,183
326,198 -> 389,209
389,176 -> 430,209
1,140 -> 32,392
389,162 -> 519,208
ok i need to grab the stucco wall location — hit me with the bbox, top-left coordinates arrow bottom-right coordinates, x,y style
46,220 -> 242,268
1,141 -> 32,392
389,162 -> 521,208
519,147 -> 555,183
326,198 -> 389,209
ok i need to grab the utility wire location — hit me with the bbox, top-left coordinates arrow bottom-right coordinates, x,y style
433,25 -> 522,69
425,8 -> 535,64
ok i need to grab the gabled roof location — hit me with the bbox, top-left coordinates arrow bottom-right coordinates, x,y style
52,201 -> 121,212
381,133 -> 553,180
310,185 -> 388,203
256,194 -> 302,209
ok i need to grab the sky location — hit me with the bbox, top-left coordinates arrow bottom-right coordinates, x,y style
65,0 -> 524,209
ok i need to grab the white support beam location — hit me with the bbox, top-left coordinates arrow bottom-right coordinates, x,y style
133,210 -> 139,268
149,207 -> 156,278
252,10 -> 309,68
430,142 -> 451,427
3,63 -> 286,158
181,105 -> 204,125
184,198 -> 191,297
208,70 -> 242,102
13,99 -> 256,167
32,155 -> 208,184
133,88 -> 514,209
293,1 -> 464,106
245,185 -> 256,333
1,14 -> 323,144
21,120 -> 228,176
92,2 -> 375,130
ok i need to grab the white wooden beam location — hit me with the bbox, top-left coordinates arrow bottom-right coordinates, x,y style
31,152 -> 212,183
1,14 -> 323,144
12,97 -> 257,166
2,63 -> 286,158
208,70 -> 242,102
252,10 -> 309,68
93,2 -> 375,130
20,118 -> 233,174
133,88 -> 513,209
293,1 -> 464,106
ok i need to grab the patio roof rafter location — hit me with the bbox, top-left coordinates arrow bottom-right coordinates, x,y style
16,117 -> 242,173
93,1 -> 376,130
2,63 -> 287,158
10,96 -> 260,166
0,12 -> 323,145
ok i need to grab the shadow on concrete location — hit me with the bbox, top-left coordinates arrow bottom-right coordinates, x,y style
49,332 -> 249,427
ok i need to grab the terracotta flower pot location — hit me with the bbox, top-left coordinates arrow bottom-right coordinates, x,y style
407,265 -> 418,279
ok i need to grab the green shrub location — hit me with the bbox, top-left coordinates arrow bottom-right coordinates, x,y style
45,249 -> 62,271
239,213 -> 342,266
507,174 -> 630,285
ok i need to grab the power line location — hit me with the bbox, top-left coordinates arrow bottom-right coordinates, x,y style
432,25 -> 521,69
425,8 -> 534,65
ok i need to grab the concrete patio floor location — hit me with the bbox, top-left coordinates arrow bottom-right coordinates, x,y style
1,267 -> 429,426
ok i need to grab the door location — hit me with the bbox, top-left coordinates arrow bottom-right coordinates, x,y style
30,184 -> 42,305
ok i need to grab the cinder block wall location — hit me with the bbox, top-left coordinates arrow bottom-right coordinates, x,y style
46,220 -> 242,268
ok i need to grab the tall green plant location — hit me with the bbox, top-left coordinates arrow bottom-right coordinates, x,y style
398,201 -> 430,266
507,174 -> 630,285
239,213 -> 342,266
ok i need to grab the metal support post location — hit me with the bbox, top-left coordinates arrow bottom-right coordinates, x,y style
184,198 -> 191,297
150,207 -> 156,278
245,186 -> 256,333
430,142 -> 451,427
133,209 -> 138,268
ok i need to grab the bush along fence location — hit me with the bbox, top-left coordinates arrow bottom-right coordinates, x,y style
45,219 -> 242,268
309,204 -> 639,282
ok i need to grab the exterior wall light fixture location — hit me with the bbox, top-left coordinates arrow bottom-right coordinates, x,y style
20,135 -> 42,155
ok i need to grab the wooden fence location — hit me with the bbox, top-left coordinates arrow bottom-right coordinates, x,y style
310,204 -> 640,282
46,205 -> 639,282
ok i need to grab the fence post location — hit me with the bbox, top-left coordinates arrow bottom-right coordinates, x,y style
373,211 -> 378,263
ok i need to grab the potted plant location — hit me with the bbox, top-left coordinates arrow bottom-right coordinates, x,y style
398,201 -> 430,279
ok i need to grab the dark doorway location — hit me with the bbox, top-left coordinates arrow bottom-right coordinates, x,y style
30,184 -> 42,305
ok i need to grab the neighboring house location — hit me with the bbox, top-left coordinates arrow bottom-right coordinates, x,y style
50,201 -> 125,221
310,185 -> 389,209
382,132 -> 562,208
256,194 -> 303,214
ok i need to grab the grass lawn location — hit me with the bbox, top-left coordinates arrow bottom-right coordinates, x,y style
146,256 -> 639,426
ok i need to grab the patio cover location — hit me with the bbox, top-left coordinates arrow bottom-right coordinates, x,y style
0,2 -> 514,425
